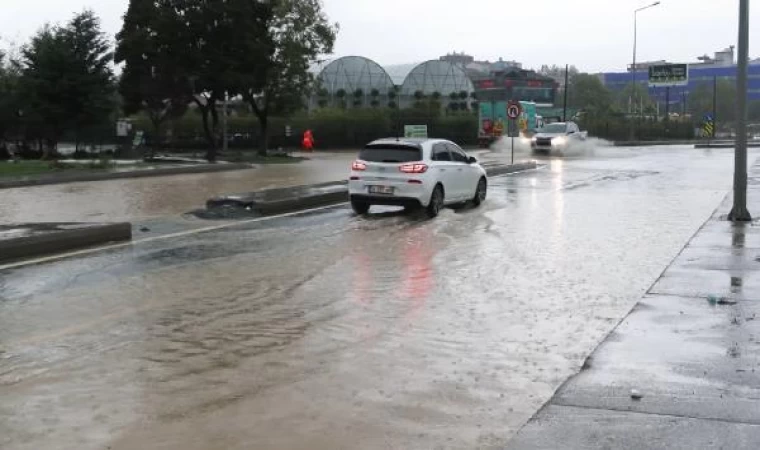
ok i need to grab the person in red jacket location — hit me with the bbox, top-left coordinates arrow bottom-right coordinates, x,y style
302,129 -> 314,152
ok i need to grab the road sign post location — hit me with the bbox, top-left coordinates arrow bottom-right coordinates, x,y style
507,101 -> 522,165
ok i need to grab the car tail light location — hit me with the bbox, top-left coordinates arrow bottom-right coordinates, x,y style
352,160 -> 367,171
399,163 -> 428,174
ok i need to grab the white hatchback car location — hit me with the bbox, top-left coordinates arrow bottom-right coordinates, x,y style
349,138 -> 488,217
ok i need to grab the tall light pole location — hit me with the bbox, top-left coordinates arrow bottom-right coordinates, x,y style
630,1 -> 661,137
729,0 -> 752,222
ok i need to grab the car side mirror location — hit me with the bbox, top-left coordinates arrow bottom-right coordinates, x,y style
468,156 -> 478,164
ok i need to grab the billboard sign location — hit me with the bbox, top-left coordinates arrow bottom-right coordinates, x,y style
648,64 -> 689,87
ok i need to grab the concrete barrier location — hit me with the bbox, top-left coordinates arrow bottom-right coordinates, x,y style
0,223 -> 133,264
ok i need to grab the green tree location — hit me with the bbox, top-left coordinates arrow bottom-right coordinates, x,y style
688,80 -> 737,124
19,11 -> 114,157
0,50 -> 22,150
568,73 -> 614,115
115,0 -> 190,153
540,64 -> 580,80
748,100 -> 760,122
243,0 -> 337,155
134,0 -> 273,161
617,82 -> 655,116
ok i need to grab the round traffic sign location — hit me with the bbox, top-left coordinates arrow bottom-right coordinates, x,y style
507,101 -> 522,120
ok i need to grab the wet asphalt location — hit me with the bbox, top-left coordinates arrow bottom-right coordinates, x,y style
0,152 -> 356,224
0,146 -> 749,449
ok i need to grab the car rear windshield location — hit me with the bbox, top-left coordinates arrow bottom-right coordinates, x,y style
538,124 -> 568,133
359,144 -> 422,163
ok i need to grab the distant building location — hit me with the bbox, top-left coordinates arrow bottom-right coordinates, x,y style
471,67 -> 558,107
310,52 -> 529,111
439,52 -> 523,76
602,46 -> 760,113
439,52 -> 475,67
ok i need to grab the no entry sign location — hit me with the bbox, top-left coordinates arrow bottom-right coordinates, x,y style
507,101 -> 522,120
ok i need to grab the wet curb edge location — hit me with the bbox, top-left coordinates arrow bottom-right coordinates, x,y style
0,223 -> 133,264
0,163 -> 253,189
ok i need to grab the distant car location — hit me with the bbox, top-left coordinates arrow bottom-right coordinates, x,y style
348,138 -> 488,218
531,121 -> 588,153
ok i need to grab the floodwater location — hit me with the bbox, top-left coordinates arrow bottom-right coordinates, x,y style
0,146 -> 746,449
0,152 -> 356,224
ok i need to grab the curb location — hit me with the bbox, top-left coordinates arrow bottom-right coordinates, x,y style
205,162 -> 538,217
483,161 -> 538,176
0,163 -> 253,189
0,223 -> 133,264
695,142 -> 760,149
613,140 -> 700,147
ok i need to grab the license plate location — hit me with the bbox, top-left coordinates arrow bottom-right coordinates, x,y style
369,185 -> 394,195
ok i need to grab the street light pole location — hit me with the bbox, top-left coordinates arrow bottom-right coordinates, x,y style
729,0 -> 752,222
222,91 -> 229,155
563,64 -> 569,121
631,1 -> 661,137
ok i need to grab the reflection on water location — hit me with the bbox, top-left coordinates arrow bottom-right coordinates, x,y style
732,228 -> 746,248
0,147 -> 745,450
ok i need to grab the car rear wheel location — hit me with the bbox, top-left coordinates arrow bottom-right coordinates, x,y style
426,185 -> 444,218
351,199 -> 370,215
472,177 -> 487,207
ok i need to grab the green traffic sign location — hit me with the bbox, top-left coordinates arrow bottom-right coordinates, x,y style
648,64 -> 689,87
404,125 -> 428,138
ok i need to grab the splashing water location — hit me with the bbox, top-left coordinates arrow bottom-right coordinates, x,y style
490,135 -> 614,158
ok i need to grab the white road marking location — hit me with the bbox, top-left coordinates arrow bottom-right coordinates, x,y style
0,203 -> 347,271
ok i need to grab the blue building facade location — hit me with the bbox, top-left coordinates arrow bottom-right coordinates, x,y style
601,63 -> 760,112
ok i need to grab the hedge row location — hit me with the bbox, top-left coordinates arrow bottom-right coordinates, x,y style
580,116 -> 696,141
131,108 -> 480,149
128,108 -> 700,150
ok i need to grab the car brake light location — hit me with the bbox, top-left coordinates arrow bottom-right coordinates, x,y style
352,160 -> 367,171
399,163 -> 428,174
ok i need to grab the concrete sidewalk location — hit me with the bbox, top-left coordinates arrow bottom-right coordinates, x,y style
506,164 -> 760,449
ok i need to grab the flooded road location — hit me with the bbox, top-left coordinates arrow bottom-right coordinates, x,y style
0,152 -> 355,223
0,147 -> 744,449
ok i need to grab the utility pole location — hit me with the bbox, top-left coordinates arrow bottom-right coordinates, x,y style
712,75 -> 718,139
665,87 -> 670,120
563,64 -> 569,122
630,2 -> 661,139
729,0 -> 752,222
222,91 -> 229,154
664,86 -> 670,138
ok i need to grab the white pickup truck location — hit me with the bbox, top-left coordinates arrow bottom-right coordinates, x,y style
531,121 -> 588,153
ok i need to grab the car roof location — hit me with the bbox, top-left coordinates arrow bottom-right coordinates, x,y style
366,138 -> 449,148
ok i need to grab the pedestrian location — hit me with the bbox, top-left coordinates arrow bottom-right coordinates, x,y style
302,129 -> 314,152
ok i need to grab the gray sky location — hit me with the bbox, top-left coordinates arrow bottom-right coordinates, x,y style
1,0 -> 758,73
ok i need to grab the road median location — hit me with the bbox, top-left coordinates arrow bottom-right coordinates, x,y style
0,222 -> 133,264
0,162 -> 253,189
204,161 -> 538,217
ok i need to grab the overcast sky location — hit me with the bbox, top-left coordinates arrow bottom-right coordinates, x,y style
1,0 -> 758,73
